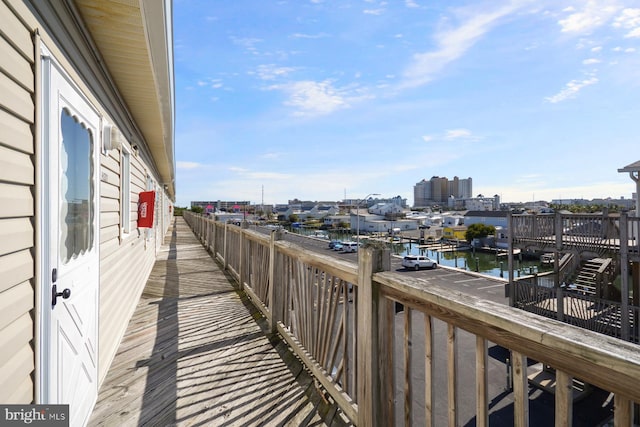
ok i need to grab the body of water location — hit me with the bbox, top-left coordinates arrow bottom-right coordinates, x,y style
292,228 -> 551,280
394,242 -> 552,279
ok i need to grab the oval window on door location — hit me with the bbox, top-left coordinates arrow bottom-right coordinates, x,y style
60,108 -> 94,264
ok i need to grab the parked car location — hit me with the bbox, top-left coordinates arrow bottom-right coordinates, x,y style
341,241 -> 358,253
328,240 -> 341,249
402,255 -> 437,270
332,242 -> 344,251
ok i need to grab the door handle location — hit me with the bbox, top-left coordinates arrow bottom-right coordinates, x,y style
52,284 -> 71,306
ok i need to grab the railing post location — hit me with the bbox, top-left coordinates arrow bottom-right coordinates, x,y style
204,218 -> 210,249
447,324 -> 458,427
555,213 -> 564,322
223,222 -> 229,271
555,370 -> 573,427
357,247 -> 390,427
476,337 -> 488,427
211,222 -> 218,258
238,222 -> 249,290
268,229 -> 284,334
512,350 -> 529,427
207,220 -> 214,254
213,221 -> 218,257
508,212 -> 515,306
620,212 -> 630,340
614,394 -> 632,426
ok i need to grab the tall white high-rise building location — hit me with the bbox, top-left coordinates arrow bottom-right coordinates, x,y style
413,176 -> 472,207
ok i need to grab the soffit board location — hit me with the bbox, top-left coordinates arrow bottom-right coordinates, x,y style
74,0 -> 175,196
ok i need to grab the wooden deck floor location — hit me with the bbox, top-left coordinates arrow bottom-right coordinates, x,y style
88,217 -> 348,427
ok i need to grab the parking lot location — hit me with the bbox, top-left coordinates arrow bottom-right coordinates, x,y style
268,230 -> 509,304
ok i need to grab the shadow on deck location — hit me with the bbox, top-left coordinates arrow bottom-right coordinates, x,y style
88,217 -> 348,426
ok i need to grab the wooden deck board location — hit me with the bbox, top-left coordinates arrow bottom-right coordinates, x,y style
89,217 -> 348,426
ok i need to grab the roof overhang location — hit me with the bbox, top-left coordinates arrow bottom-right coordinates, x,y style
74,0 -> 175,199
618,160 -> 640,174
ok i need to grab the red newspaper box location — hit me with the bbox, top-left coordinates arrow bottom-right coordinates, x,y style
138,191 -> 155,228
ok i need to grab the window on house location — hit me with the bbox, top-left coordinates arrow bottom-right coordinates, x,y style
60,108 -> 94,263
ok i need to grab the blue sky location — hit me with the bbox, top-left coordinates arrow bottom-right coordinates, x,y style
173,0 -> 640,207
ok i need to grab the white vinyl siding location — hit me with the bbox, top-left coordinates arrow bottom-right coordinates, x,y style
0,0 -> 35,404
98,144 -> 158,383
4,0 -> 174,401
121,148 -> 131,234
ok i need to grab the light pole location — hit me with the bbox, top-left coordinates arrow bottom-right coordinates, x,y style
356,193 -> 380,246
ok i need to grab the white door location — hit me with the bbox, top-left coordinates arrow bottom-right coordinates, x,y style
40,50 -> 100,427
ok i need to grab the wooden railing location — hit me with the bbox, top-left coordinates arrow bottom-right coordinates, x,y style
513,281 -> 639,342
511,212 -> 640,258
184,212 -> 640,426
509,212 -> 640,341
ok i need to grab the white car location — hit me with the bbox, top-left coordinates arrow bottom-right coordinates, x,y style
341,241 -> 359,253
402,255 -> 437,270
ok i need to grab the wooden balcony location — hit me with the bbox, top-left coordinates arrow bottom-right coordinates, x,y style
91,214 -> 640,426
88,218 -> 348,426
509,212 -> 640,341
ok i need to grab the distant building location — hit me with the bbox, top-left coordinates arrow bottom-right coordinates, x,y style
464,211 -> 508,229
368,202 -> 404,216
343,195 -> 408,209
551,197 -> 636,211
414,176 -> 472,207
191,200 -> 250,212
454,194 -> 501,211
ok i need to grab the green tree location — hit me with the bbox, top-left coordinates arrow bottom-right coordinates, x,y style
465,223 -> 496,243
288,214 -> 299,223
191,206 -> 204,214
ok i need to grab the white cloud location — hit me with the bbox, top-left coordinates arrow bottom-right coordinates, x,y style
224,167 -> 295,182
177,161 -> 203,170
558,0 -> 620,34
400,2 -> 526,89
613,8 -> 640,38
364,8 -> 385,15
230,36 -> 263,55
612,46 -> 635,52
545,76 -> 599,103
625,27 -> 640,37
591,46 -> 602,52
582,58 -> 601,64
420,129 -> 479,142
251,64 -> 297,80
229,166 -> 248,173
196,78 -> 224,89
260,152 -> 282,159
291,33 -> 330,39
271,80 -> 348,117
445,128 -> 473,139
405,0 -> 419,8
243,171 -> 293,180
